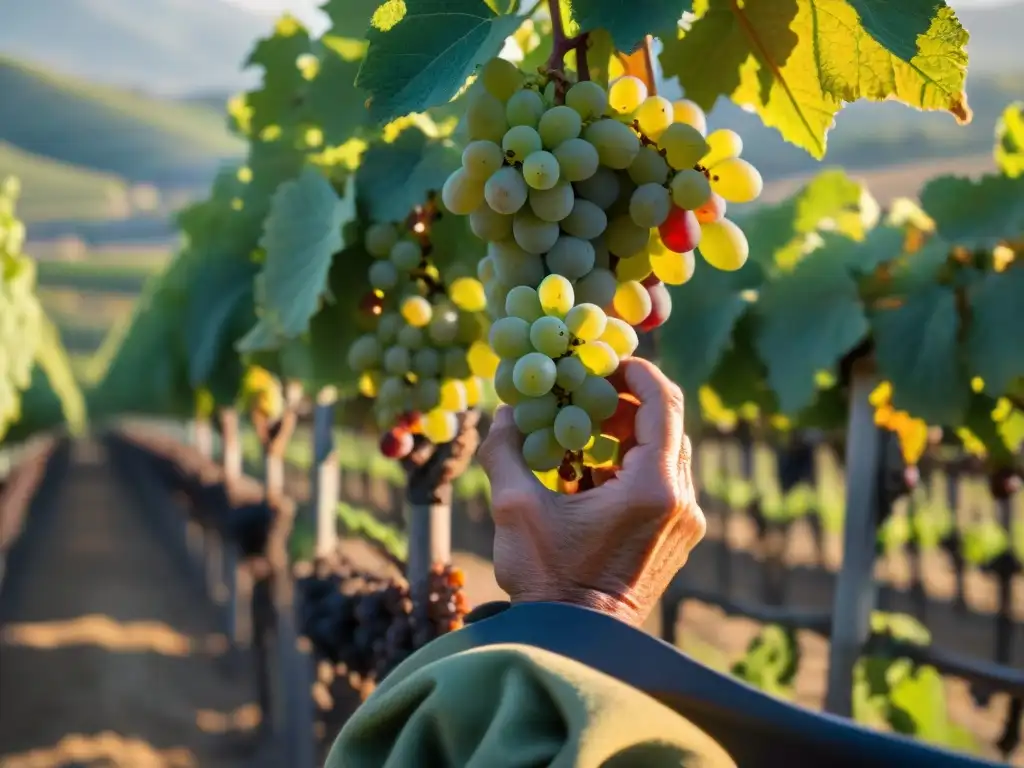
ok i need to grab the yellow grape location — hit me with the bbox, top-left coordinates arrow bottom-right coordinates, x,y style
537,274 -> 574,317
463,376 -> 484,407
650,248 -> 695,285
702,129 -> 743,168
422,409 -> 458,443
577,341 -> 619,377
401,295 -> 433,327
659,123 -> 709,171
600,317 -> 639,358
358,372 -> 381,398
449,277 -> 487,312
468,340 -> 500,378
480,57 -> 524,102
608,76 -> 648,114
698,218 -> 749,271
709,157 -> 763,204
616,250 -> 653,282
439,379 -> 468,411
634,95 -> 674,139
672,99 -> 707,135
612,280 -> 652,325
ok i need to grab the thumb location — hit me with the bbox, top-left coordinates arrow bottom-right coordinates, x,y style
478,406 -> 537,498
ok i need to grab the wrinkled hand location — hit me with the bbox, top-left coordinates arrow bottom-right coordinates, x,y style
478,358 -> 705,627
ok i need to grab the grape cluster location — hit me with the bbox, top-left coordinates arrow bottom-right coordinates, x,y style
439,61 -> 762,480
298,558 -> 469,682
345,202 -> 497,458
0,177 -> 43,442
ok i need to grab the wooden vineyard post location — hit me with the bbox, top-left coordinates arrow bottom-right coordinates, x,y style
192,416 -> 215,459
311,386 -> 340,557
219,407 -> 246,651
824,358 -> 883,716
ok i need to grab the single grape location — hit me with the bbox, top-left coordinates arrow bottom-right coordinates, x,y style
673,99 -> 707,135
413,347 -> 442,378
462,140 -> 505,180
513,209 -> 560,254
553,138 -> 599,182
358,372 -> 380,398
583,119 -> 641,169
380,427 -> 414,459
428,306 -> 460,345
514,393 -> 560,433
376,312 -> 403,344
369,260 -> 399,290
600,317 -> 639,358
564,303 -> 607,341
628,147 -> 670,186
606,215 -> 651,258
530,315 -> 571,357
384,346 -> 411,376
670,169 -> 712,210
456,311 -> 486,344
390,239 -> 422,271
522,427 -> 565,471
572,375 -> 620,423
565,80 -> 609,121
422,409 -> 458,444
709,158 -> 763,204
649,246 -> 696,285
480,57 -> 524,102
378,376 -> 406,405
505,284 -> 544,322
439,379 -> 468,411
484,166 -> 529,214
538,105 -> 582,148
365,222 -> 398,257
346,335 -> 381,371
612,280 -> 652,325
608,76 -> 648,114
449,277 -> 487,312
629,183 -> 672,229
522,150 -> 560,190
466,88 -> 509,144
694,192 -> 726,224
635,95 -> 674,139
561,198 -> 607,240
489,238 -> 545,286
638,281 -> 671,332
660,123 -> 710,171
506,89 -> 545,128
554,405 -> 592,451
574,267 -> 617,308
702,129 -> 743,168
464,375 -> 485,407
658,206 -> 702,253
545,236 -> 595,281
502,125 -> 542,163
470,206 -> 513,242
698,218 -> 750,271
577,341 -> 619,377
537,273 -> 574,317
616,250 -> 653,282
401,295 -> 433,327
528,180 -> 575,222
467,339 -> 500,378
494,359 -> 521,405
555,355 -> 588,392
397,324 -> 424,349
573,166 -> 620,210
489,316 -> 532,358
513,352 -> 557,397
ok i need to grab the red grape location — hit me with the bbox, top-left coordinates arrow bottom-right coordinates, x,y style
380,427 -> 414,459
638,281 -> 671,332
641,273 -> 661,288
395,411 -> 421,430
694,193 -> 726,224
658,206 -> 701,253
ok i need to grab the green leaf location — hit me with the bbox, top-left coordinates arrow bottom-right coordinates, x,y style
356,0 -> 525,123
843,225 -> 908,277
660,0 -> 969,159
320,0 -> 382,39
966,268 -> 1024,396
793,169 -> 877,241
755,244 -> 869,413
567,0 -> 693,52
356,126 -> 462,222
185,257 -> 258,387
243,16 -> 315,133
258,167 -> 353,338
237,318 -> 282,354
994,101 -> 1024,179
919,173 -> 1024,249
871,285 -> 970,425
305,36 -> 372,147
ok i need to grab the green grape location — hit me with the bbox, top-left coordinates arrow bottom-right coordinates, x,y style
401,295 -> 432,327
587,434 -> 619,464
481,57 -> 524,102
565,303 -> 607,341
413,379 -> 442,412
522,150 -> 561,191
522,427 -> 565,471
462,140 -> 505,180
346,335 -> 381,371
528,180 -> 575,222
606,215 -> 651,258
673,99 -> 707,135
555,355 -> 588,392
422,408 -> 459,443
538,105 -> 582,148
565,80 -> 609,121
592,237 -> 611,269
450,276 -> 487,312
412,347 -> 441,378
513,209 -> 560,254
670,169 -> 712,210
441,167 -> 485,215
397,324 -> 424,349
530,315 -> 571,357
545,236 -> 595,281
383,346 -> 411,376
489,316 -> 532,358
485,280 -> 510,319
428,306 -> 461,345
628,183 -> 671,228
390,239 -> 422,271
573,375 -> 620,423
494,359 -> 522,405
505,284 -> 544,322
698,218 -> 750,271
635,95 -> 674,140
702,129 -> 743,168
377,312 -> 402,343
369,260 -> 399,290
612,280 -> 652,325
456,310 -> 487,344
477,254 -> 496,282
574,166 -> 620,210
443,348 -> 472,379
439,378 -> 468,411
554,405 -> 593,450
503,125 -> 542,163
574,267 -> 617,308
709,158 -> 763,204
552,138 -> 599,182
514,393 -> 560,433
489,239 -> 544,286
466,88 -> 509,143
378,376 -> 407,405
537,273 -> 574,317
561,198 -> 607,240
583,119 -> 641,169
365,222 -> 398,257
660,123 -> 710,171
628,147 -> 670,186
484,166 -> 529,214
616,250 -> 652,282
506,88 -> 546,127
608,76 -> 648,115
577,341 -> 619,377
513,352 -> 557,397
600,317 -> 639,358
649,246 -> 695,285
470,205 -> 513,242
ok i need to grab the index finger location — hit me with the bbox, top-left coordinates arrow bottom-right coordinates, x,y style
605,357 -> 685,458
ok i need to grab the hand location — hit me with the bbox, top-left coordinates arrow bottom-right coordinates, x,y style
478,358 -> 705,627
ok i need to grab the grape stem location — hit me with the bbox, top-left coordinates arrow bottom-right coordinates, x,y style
544,0 -> 590,84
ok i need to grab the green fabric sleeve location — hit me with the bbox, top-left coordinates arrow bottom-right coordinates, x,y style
325,641 -> 736,768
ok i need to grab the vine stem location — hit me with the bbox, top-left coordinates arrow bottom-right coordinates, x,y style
544,0 -> 590,84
